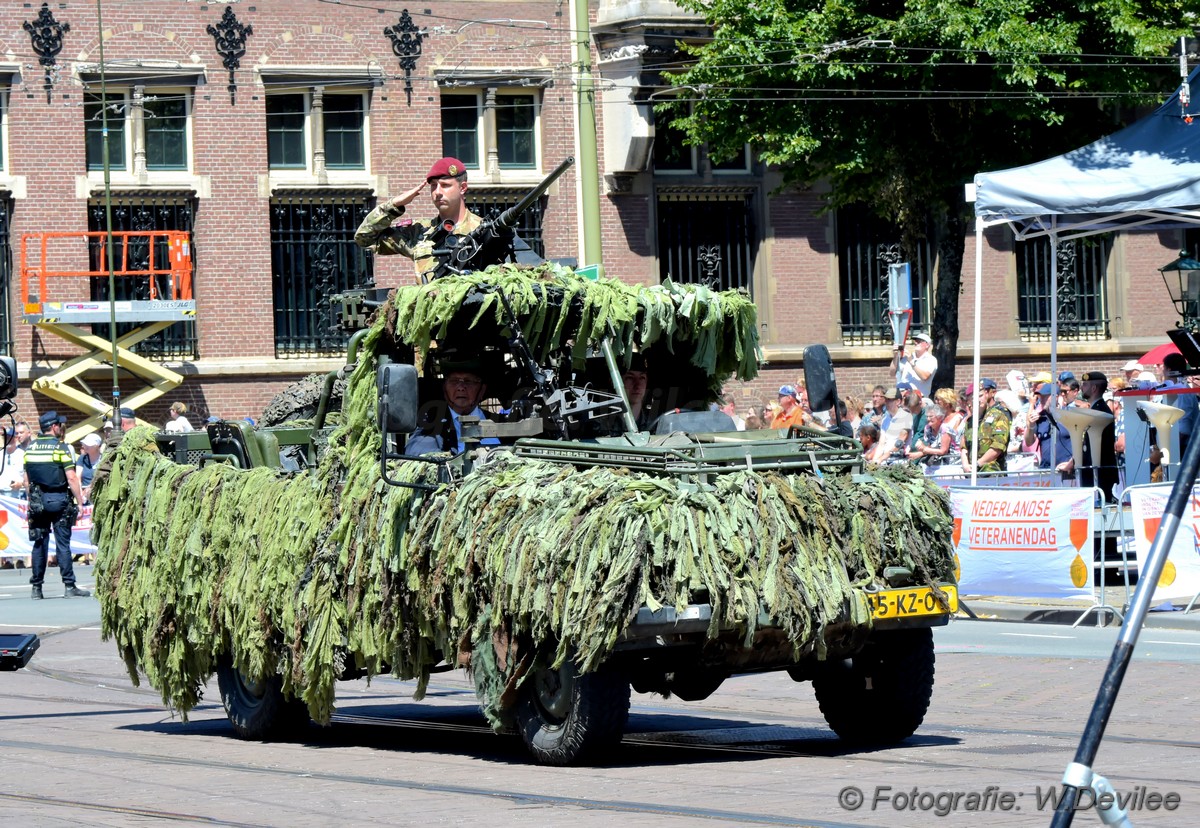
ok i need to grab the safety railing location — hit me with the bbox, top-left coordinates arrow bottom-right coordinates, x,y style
20,230 -> 193,306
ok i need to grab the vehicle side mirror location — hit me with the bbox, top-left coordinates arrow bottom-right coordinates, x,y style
803,344 -> 838,413
378,363 -> 419,434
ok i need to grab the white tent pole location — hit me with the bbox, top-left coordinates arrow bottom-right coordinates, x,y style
1049,223 -> 1059,470
971,216 -> 984,484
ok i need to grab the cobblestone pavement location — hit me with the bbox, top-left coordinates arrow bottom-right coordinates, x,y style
1,623 -> 1198,828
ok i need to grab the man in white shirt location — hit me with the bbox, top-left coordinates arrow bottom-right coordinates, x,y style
891,332 -> 937,397
0,428 -> 26,497
405,365 -> 501,456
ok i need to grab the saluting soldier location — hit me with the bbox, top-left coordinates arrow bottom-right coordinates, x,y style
354,157 -> 482,280
962,379 -> 1014,474
25,411 -> 89,600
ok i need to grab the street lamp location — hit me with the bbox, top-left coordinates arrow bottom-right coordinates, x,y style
1159,250 -> 1200,330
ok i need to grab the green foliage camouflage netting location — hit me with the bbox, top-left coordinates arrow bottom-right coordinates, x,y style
91,266 -> 956,728
386,263 -> 762,393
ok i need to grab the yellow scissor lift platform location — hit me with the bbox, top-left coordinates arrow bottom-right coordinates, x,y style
20,231 -> 195,442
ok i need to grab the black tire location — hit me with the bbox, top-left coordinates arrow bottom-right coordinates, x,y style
812,627 -> 935,745
216,655 -> 309,740
259,373 -> 344,427
514,658 -> 630,766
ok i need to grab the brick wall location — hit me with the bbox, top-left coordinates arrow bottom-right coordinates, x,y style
0,1 -> 1188,428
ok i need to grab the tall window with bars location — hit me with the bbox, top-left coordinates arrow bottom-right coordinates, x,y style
270,193 -> 374,357
1016,235 -> 1111,341
464,190 -> 547,258
837,204 -> 935,345
87,196 -> 197,360
657,190 -> 757,294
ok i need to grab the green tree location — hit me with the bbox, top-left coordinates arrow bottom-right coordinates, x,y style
664,0 -> 1191,389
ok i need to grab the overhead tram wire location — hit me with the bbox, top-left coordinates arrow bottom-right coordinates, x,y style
94,0 -> 123,431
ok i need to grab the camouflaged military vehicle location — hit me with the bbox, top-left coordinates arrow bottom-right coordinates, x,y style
92,263 -> 958,766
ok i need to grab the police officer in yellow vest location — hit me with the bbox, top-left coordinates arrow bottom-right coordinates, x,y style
25,410 -> 89,599
354,157 -> 483,279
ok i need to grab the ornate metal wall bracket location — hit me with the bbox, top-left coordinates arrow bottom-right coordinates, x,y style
207,6 -> 253,105
696,245 -> 723,290
1056,241 -> 1081,337
384,10 -> 424,106
23,3 -> 70,104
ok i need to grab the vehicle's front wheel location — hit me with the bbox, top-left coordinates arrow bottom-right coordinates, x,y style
812,627 -> 935,745
514,657 -> 630,766
216,655 -> 310,740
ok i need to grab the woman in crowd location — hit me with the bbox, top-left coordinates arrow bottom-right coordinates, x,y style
934,387 -> 965,444
842,394 -> 865,437
165,401 -> 194,433
907,404 -> 960,464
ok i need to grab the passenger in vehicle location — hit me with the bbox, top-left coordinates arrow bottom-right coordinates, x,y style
622,354 -> 653,429
405,364 -> 501,456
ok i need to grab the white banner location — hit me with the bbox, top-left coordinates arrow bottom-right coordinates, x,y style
0,494 -> 96,562
1127,485 -> 1200,605
951,487 -> 1095,601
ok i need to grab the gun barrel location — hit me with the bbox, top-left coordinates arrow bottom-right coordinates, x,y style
496,156 -> 575,229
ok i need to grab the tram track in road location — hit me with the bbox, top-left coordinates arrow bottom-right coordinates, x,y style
15,679 -> 1200,793
0,736 -> 863,828
0,791 -> 264,827
25,648 -> 1200,762
23,625 -> 1200,805
13,680 -> 1200,824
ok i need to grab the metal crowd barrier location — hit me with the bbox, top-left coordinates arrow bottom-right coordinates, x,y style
1116,481 -> 1200,616
937,473 -> 1126,628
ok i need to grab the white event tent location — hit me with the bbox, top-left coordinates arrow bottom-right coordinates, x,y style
968,68 -> 1200,476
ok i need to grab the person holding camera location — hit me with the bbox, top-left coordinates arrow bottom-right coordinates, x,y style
1023,380 -> 1074,476
24,411 -> 89,600
890,332 -> 937,397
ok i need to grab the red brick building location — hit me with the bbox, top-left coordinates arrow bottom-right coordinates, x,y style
0,0 -> 1186,432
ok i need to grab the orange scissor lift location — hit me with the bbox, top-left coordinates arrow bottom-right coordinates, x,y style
20,231 -> 195,442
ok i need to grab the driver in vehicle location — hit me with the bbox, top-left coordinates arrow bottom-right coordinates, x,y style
405,363 -> 501,456
354,156 -> 482,279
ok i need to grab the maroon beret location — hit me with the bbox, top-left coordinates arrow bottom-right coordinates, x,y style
426,157 -> 467,181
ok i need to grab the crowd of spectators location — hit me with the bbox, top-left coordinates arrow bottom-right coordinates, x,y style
736,340 -> 1200,502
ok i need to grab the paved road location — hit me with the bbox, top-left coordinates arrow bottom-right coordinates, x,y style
0,564 -> 99,631
3,601 -> 1199,828
937,617 -> 1200,663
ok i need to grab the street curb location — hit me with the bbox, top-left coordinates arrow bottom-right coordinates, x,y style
958,600 -> 1200,630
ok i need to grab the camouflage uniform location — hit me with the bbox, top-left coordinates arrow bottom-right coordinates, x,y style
354,204 -> 482,279
965,403 -> 1012,472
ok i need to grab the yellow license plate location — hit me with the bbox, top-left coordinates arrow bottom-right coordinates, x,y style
868,585 -> 958,620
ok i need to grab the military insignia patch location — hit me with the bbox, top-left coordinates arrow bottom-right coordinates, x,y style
448,164 -> 458,175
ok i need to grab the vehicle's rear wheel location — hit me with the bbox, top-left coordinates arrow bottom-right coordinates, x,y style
812,627 -> 935,745
514,657 -> 630,766
216,655 -> 310,740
